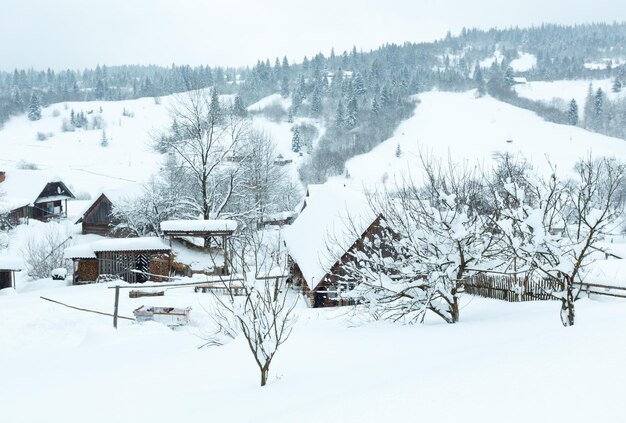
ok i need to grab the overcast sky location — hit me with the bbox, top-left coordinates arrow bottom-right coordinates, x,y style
2,0 -> 625,71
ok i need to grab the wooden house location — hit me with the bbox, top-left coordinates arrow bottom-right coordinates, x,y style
75,185 -> 144,235
0,169 -> 75,224
284,182 -> 390,308
0,257 -> 22,290
64,237 -> 171,284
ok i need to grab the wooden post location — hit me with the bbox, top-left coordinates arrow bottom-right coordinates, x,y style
113,285 -> 120,329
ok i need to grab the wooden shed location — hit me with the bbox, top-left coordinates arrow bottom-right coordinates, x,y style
64,237 -> 171,284
284,182 -> 392,308
0,257 -> 22,290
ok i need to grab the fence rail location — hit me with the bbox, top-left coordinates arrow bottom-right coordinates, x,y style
464,274 -> 626,302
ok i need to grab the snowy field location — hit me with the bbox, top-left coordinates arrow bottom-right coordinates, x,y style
337,90 -> 626,186
515,78 -> 626,116
1,281 -> 625,423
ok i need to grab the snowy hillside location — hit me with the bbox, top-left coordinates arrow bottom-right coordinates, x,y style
337,90 -> 626,186
0,92 -> 307,198
515,78 -> 626,115
0,96 -> 170,195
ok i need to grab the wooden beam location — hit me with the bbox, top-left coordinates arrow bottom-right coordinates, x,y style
113,285 -> 120,329
40,296 -> 134,321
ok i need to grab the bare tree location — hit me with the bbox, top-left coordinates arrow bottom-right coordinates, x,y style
157,88 -> 250,230
234,130 -> 299,227
337,155 -> 495,324
21,224 -> 72,279
0,187 -> 11,235
489,156 -> 625,326
111,162 -> 190,237
209,229 -> 298,386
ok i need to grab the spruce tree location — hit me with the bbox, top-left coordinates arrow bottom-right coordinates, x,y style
280,75 -> 289,97
311,86 -> 322,117
291,127 -> 302,152
345,96 -> 358,129
335,100 -> 345,128
100,130 -> 109,147
353,73 -> 365,96
474,65 -> 486,97
504,66 -> 515,86
371,97 -> 381,115
11,87 -> 24,111
612,78 -> 622,93
210,88 -> 222,122
233,95 -> 247,117
28,91 -> 42,121
568,99 -> 579,126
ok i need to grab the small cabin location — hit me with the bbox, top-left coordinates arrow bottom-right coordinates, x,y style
0,257 -> 22,289
284,183 -> 391,308
75,185 -> 144,236
0,169 -> 75,224
64,237 -> 172,284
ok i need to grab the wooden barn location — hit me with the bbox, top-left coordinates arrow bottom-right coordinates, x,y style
0,169 -> 75,224
284,182 -> 390,308
64,237 -> 172,284
75,185 -> 144,236
0,257 -> 22,290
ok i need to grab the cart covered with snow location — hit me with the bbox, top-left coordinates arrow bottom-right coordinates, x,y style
133,305 -> 191,326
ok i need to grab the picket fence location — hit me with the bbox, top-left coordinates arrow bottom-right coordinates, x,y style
463,274 -> 626,302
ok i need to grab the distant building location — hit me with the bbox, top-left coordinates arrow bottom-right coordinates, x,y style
64,237 -> 171,284
0,169 -> 75,224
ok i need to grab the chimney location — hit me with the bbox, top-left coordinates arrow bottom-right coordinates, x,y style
0,171 -> 5,183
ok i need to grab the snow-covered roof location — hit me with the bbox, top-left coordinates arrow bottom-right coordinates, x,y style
160,219 -> 238,233
64,244 -> 97,259
283,182 -> 378,291
65,237 -> 171,259
0,169 -> 70,211
0,256 -> 23,271
102,184 -> 146,204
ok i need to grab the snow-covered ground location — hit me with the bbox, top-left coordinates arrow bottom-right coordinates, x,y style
583,58 -> 626,70
515,78 -> 626,116
509,52 -> 537,72
336,90 -> 626,187
0,96 -> 171,196
1,281 -> 625,423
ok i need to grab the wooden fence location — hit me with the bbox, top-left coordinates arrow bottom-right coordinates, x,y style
464,274 -> 626,302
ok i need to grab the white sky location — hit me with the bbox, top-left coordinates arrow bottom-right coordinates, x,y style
1,0 -> 625,71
